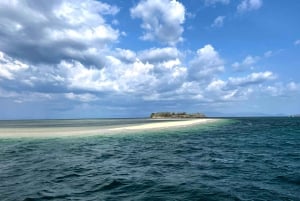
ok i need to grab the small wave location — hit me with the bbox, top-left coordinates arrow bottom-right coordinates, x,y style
23,193 -> 69,201
55,173 -> 81,181
100,179 -> 125,191
276,174 -> 300,185
85,179 -> 126,194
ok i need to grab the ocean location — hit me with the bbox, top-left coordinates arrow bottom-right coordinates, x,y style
0,118 -> 299,200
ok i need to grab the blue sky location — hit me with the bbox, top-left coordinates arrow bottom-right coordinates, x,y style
0,0 -> 299,119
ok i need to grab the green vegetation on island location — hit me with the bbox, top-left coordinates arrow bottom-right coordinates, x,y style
150,112 -> 206,119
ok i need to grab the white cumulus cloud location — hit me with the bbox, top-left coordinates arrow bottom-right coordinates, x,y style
206,79 -> 226,91
263,82 -> 300,97
189,44 -> 224,80
232,55 -> 260,71
139,47 -> 181,63
237,0 -> 263,13
0,51 -> 28,80
115,48 -> 137,63
228,71 -> 275,87
211,16 -> 226,28
131,0 -> 185,45
0,0 -> 119,67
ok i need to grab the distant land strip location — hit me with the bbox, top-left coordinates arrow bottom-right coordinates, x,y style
150,112 -> 206,119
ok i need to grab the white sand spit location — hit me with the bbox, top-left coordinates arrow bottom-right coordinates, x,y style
0,119 -> 220,138
109,119 -> 217,131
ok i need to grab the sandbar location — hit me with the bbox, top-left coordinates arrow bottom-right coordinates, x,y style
0,119 -> 220,138
110,118 -> 217,130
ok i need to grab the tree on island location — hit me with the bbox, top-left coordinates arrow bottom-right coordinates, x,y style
150,112 -> 205,118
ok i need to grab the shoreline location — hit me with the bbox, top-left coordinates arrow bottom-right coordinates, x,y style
109,118 -> 217,131
0,118 -> 220,138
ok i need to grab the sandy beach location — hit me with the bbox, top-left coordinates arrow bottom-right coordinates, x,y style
110,119 -> 217,130
0,119 -> 219,138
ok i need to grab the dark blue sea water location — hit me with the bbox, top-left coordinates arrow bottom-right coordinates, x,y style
0,118 -> 299,201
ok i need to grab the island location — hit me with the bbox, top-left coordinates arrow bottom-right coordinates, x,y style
150,112 -> 206,119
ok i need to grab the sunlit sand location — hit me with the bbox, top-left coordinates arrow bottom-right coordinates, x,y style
110,119 -> 218,130
0,119 -> 219,138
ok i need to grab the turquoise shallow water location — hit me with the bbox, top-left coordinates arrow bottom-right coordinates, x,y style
0,118 -> 299,200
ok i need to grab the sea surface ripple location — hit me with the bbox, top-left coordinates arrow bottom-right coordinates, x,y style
0,118 -> 299,200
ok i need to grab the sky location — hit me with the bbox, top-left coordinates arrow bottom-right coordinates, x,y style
0,0 -> 300,119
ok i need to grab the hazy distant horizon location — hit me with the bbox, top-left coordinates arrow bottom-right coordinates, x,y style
0,113 -> 296,121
